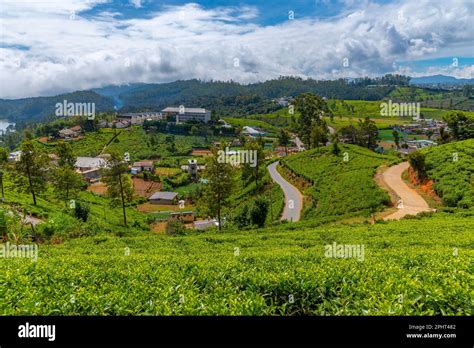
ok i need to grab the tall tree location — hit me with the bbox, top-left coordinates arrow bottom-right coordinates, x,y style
295,93 -> 330,149
241,139 -> 265,190
201,145 -> 233,231
14,136 -> 48,205
0,147 -> 8,202
392,130 -> 400,148
278,129 -> 291,155
102,150 -> 134,226
357,117 -> 379,149
53,142 -> 84,207
310,123 -> 329,148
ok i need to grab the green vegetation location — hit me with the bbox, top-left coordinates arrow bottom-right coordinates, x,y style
422,139 -> 474,208
1,211 -> 471,315
34,127 -> 219,162
282,144 -> 398,219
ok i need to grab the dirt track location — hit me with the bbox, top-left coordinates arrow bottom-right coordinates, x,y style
381,162 -> 433,220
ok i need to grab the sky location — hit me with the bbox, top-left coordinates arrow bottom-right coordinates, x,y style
0,0 -> 473,99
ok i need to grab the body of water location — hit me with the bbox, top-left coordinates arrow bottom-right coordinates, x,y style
0,120 -> 14,134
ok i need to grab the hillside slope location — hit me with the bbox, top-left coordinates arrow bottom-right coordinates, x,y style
422,139 -> 474,208
281,144 -> 398,220
1,212 -> 471,315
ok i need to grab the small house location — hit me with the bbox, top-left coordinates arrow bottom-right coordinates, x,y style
75,156 -> 107,182
149,191 -> 178,205
169,211 -> 195,223
131,161 -> 154,174
59,125 -> 82,140
8,151 -> 22,162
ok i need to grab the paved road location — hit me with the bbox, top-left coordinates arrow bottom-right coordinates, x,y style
267,161 -> 303,222
381,162 -> 433,220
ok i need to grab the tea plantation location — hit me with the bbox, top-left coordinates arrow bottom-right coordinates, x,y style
422,139 -> 474,208
1,212 -> 472,315
282,144 -> 398,219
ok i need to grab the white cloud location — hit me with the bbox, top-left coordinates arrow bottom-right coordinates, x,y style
0,0 -> 472,98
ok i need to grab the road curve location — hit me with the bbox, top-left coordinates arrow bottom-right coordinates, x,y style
267,161 -> 303,222
381,162 -> 433,220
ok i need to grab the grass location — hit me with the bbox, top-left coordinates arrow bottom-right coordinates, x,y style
282,144 -> 399,220
0,211 -> 471,315
223,117 -> 278,135
155,167 -> 182,176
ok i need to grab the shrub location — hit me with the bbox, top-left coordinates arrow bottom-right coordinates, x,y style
74,201 -> 90,222
250,197 -> 269,228
166,220 -> 186,236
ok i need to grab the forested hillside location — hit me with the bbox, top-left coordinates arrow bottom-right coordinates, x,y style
0,91 -> 114,124
0,77 -> 400,123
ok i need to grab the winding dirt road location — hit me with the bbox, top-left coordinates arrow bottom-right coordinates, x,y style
267,161 -> 303,222
381,162 -> 433,220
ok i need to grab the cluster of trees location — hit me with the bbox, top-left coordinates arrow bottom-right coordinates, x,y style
143,119 -> 235,138
199,140 -> 269,231
338,118 -> 380,150
294,93 -> 331,149
351,74 -> 411,86
442,112 -> 474,141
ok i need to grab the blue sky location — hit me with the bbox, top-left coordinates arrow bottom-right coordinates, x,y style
0,0 -> 473,98
80,0 -> 359,24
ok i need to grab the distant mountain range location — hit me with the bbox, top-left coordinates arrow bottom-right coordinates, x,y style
409,74 -> 474,85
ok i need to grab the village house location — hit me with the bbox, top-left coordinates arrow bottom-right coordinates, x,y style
8,151 -> 22,162
169,211 -> 195,223
131,161 -> 154,174
149,191 -> 178,205
75,156 -> 107,182
58,125 -> 82,140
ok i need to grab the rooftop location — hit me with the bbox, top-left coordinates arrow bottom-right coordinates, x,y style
162,107 -> 208,114
133,161 -> 153,167
149,191 -> 178,200
75,157 -> 106,169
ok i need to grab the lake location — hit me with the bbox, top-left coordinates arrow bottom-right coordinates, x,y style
0,120 -> 14,134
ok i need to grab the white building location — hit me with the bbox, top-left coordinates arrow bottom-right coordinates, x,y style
117,112 -> 163,125
162,107 -> 211,123
8,151 -> 22,162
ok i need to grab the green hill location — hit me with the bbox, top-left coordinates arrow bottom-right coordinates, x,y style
282,144 -> 398,220
422,139 -> 474,208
